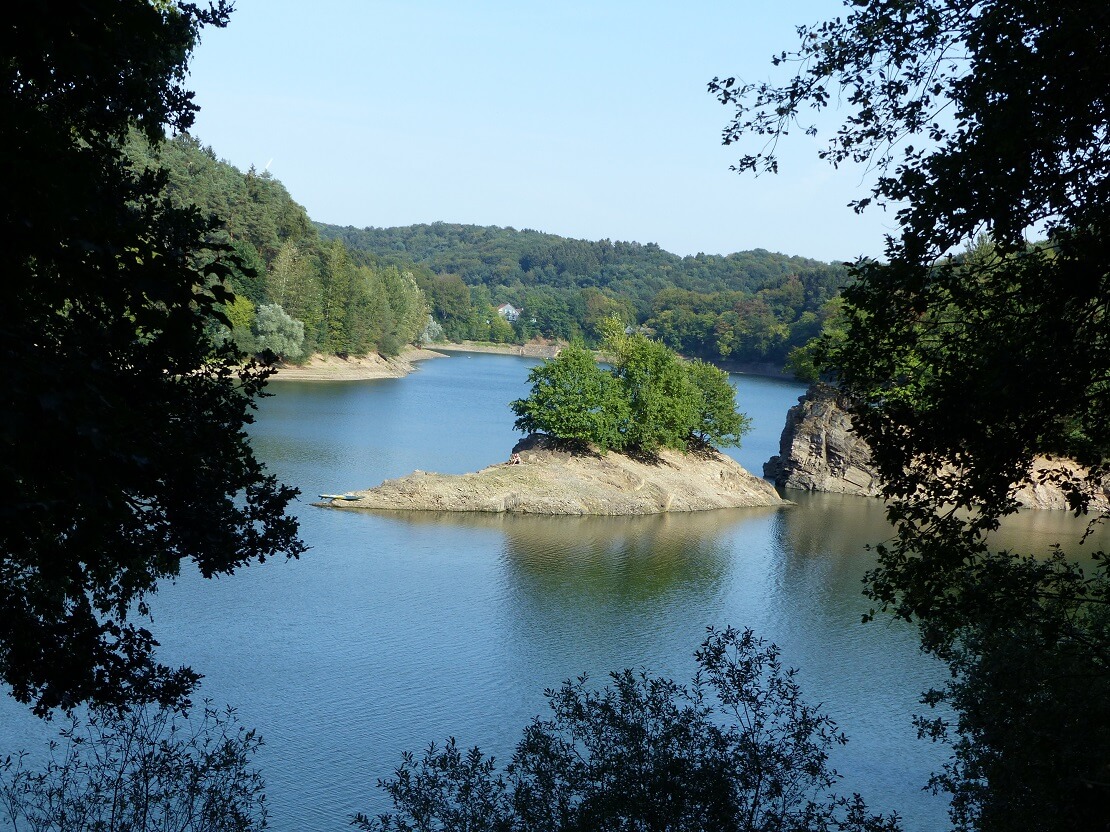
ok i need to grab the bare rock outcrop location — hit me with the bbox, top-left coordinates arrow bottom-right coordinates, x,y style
1014,457 -> 1110,511
765,384 -> 1109,511
319,434 -> 787,515
764,384 -> 882,497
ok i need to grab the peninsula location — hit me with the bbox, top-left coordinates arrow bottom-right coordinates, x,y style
316,434 -> 785,515
317,330 -> 786,515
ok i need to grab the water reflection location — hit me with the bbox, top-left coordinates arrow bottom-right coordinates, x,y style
365,506 -> 782,604
777,492 -> 895,557
782,489 -> 1110,557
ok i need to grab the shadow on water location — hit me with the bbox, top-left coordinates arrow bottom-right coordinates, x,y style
782,488 -> 1110,559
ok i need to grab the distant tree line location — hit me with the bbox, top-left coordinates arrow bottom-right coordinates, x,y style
125,138 -> 851,370
125,133 -> 429,359
320,221 -> 850,366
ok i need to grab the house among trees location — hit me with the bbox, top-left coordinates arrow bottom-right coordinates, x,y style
496,302 -> 521,322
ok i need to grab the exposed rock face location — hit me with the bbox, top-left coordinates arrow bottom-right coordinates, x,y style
765,384 -> 1109,511
764,384 -> 882,497
320,434 -> 787,515
1014,457 -> 1110,511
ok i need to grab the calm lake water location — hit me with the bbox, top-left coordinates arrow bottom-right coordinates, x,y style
3,352 -> 1105,831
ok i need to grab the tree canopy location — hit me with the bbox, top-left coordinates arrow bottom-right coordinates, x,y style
124,132 -> 430,360
715,0 -> 1110,827
1,2 -> 305,714
510,330 -> 751,455
1,702 -> 267,832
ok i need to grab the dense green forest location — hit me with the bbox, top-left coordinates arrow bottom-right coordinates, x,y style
122,133 -> 848,370
124,133 -> 429,358
320,221 -> 849,366
116,132 -> 849,369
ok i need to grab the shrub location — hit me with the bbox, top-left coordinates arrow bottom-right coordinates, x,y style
1,702 -> 267,832
356,628 -> 900,832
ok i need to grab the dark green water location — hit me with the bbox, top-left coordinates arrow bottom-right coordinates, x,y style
3,353 -> 1103,831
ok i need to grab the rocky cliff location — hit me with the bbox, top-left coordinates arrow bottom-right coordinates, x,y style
764,384 -> 882,497
319,434 -> 787,515
765,384 -> 1109,511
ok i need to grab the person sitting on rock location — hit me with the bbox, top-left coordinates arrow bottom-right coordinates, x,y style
507,452 -> 522,465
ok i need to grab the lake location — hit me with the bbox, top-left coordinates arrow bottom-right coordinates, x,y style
4,352 -> 1102,831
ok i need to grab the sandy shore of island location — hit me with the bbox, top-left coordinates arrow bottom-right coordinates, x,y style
316,433 -> 788,515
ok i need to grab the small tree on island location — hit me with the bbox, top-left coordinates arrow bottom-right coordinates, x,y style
510,326 -> 751,455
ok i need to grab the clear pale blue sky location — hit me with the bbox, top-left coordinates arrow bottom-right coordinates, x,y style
186,1 -> 898,262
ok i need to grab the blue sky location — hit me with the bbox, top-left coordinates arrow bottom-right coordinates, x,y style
186,1 -> 898,262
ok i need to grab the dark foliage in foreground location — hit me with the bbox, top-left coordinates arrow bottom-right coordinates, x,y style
715,0 -> 1110,828
355,627 -> 900,832
0,702 -> 267,832
1,1 -> 305,714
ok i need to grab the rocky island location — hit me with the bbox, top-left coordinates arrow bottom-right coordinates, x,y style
317,434 -> 785,515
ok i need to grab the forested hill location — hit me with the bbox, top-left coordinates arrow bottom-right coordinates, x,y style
317,221 -> 843,312
124,133 -> 429,358
319,221 -> 849,368
117,131 -> 848,370
318,222 -> 836,303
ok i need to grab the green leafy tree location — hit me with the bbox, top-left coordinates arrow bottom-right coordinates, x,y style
715,0 -> 1110,827
419,315 -> 445,345
510,346 -> 627,451
221,293 -> 258,355
511,327 -> 750,456
267,240 -> 323,354
785,298 -> 847,383
130,132 -> 314,267
355,628 -> 901,832
422,273 -> 473,340
1,1 -> 304,714
319,239 -> 356,354
685,359 -> 751,449
910,550 -> 1110,832
487,311 -> 516,343
580,286 -> 634,343
253,303 -> 305,360
608,331 -> 701,454
378,268 -> 428,356
226,240 -> 269,305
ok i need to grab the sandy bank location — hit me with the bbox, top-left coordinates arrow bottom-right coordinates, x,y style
431,340 -> 562,359
268,346 -> 445,382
